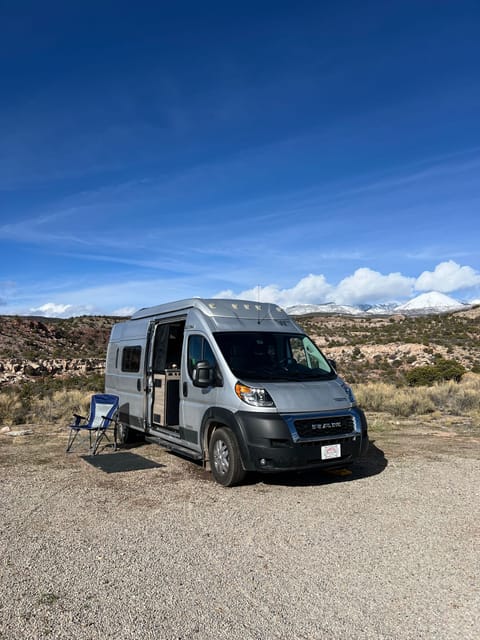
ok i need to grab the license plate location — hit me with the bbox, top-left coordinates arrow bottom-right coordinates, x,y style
321,443 -> 341,460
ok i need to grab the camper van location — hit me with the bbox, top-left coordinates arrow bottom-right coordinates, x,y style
105,299 -> 368,486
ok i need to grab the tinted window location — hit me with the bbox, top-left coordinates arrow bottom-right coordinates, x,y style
122,346 -> 142,372
187,335 -> 216,378
214,332 -> 334,381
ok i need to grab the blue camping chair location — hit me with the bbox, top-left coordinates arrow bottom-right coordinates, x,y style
66,394 -> 119,455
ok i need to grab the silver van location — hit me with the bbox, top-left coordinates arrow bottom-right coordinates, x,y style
105,298 -> 368,486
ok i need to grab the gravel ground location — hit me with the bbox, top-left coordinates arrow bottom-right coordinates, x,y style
0,424 -> 479,640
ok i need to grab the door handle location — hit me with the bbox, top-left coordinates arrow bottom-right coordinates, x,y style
182,382 -> 188,397
137,378 -> 141,392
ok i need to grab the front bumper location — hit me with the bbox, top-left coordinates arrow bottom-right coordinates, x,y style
235,407 -> 368,472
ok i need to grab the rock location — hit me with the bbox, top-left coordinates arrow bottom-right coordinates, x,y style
7,429 -> 34,437
0,426 -> 11,434
0,357 -> 105,386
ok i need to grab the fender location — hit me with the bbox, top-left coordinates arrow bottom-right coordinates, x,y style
200,407 -> 256,471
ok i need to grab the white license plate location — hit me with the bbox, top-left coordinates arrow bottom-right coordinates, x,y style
321,443 -> 341,460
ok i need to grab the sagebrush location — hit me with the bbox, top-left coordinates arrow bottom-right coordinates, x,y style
1,373 -> 480,426
355,373 -> 480,418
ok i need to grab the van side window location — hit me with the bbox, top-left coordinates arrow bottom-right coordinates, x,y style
187,335 -> 216,378
122,346 -> 142,372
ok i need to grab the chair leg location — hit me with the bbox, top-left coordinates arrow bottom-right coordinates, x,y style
92,428 -> 116,455
92,429 -> 109,455
92,430 -> 101,455
66,429 -> 79,452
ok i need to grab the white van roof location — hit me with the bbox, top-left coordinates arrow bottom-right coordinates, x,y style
130,298 -> 288,321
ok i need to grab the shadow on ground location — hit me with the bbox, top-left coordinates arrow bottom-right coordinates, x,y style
252,440 -> 388,487
96,438 -> 387,484
81,452 -> 165,474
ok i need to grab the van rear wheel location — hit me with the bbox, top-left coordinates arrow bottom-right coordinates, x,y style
209,427 -> 246,487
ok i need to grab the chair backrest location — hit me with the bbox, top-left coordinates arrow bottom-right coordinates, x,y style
88,394 -> 119,430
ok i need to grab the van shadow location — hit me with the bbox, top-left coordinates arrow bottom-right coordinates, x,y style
251,440 -> 388,487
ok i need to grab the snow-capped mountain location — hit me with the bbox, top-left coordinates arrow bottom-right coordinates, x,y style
362,303 -> 399,315
395,291 -> 467,313
287,302 -> 362,316
287,291 -> 471,316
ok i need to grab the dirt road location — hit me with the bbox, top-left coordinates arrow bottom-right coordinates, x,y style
0,421 -> 479,639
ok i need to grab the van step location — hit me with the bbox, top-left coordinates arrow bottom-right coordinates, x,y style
145,436 -> 203,461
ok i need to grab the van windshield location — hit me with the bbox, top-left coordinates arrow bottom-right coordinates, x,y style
213,331 -> 335,382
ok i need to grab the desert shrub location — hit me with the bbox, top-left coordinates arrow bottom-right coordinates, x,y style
0,387 -> 92,425
355,383 -> 435,416
355,374 -> 480,418
426,374 -> 480,415
405,358 -> 466,386
29,389 -> 91,424
354,382 -> 391,413
0,373 -> 104,425
0,392 -> 23,425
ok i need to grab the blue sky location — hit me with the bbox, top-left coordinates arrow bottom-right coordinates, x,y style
1,1 -> 480,316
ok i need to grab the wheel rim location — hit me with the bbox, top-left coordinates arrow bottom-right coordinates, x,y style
213,438 -> 229,475
118,423 -> 127,443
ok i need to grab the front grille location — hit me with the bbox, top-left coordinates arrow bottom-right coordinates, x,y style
298,436 -> 355,448
294,415 -> 354,438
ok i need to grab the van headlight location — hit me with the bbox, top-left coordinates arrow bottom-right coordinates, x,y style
338,379 -> 356,405
235,382 -> 275,407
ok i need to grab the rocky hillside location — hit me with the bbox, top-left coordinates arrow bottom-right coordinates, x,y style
296,305 -> 480,383
0,315 -> 119,359
0,315 -> 121,385
0,307 -> 479,386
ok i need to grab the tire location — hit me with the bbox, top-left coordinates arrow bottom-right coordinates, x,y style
208,427 -> 246,487
116,422 -> 136,446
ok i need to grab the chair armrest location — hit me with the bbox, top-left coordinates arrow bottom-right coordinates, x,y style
71,413 -> 87,427
101,415 -> 117,424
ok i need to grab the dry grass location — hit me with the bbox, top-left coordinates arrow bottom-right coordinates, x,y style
2,374 -> 480,428
0,388 -> 91,425
355,373 -> 480,419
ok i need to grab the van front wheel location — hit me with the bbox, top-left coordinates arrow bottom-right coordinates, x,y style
209,427 -> 246,487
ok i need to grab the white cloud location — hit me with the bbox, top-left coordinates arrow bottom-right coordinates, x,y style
216,274 -> 332,307
289,274 -> 333,303
112,306 -> 137,317
11,261 -> 480,318
415,260 -> 480,293
218,268 -> 444,308
333,268 -> 414,305
217,268 -> 419,307
30,302 -> 95,318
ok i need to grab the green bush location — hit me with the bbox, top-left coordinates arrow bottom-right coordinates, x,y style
406,358 -> 466,387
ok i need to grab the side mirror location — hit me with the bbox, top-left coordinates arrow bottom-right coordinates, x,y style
192,360 -> 215,388
328,358 -> 337,372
